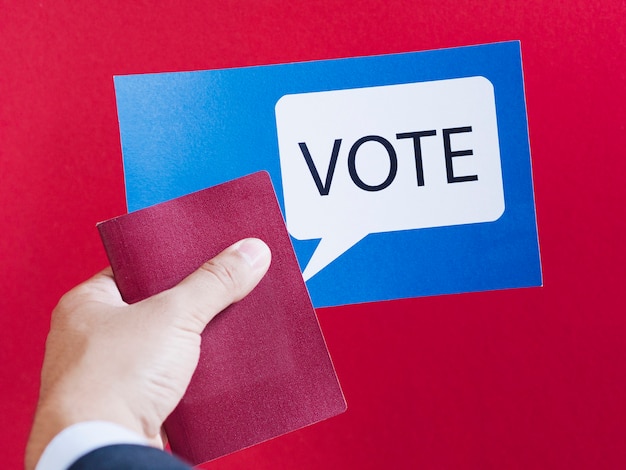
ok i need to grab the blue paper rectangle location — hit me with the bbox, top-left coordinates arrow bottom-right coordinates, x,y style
115,41 -> 542,308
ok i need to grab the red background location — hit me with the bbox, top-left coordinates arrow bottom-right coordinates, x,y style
1,1 -> 625,469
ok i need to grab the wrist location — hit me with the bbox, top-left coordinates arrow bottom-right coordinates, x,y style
25,382 -> 148,470
26,400 -> 68,470
28,421 -> 151,470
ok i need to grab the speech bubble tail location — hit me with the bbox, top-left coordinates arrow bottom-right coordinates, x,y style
302,233 -> 367,282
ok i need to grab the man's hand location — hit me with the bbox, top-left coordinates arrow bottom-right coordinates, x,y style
25,238 -> 271,470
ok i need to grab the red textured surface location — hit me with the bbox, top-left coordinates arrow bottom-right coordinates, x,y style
1,1 -> 625,469
98,172 -> 345,464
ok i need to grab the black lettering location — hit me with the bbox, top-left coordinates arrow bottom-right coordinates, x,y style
348,135 -> 398,192
442,127 -> 478,183
298,140 -> 342,196
396,130 -> 437,186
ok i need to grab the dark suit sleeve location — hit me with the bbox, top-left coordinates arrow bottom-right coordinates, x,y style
68,444 -> 192,470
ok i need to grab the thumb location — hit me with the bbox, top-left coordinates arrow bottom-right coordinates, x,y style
152,238 -> 271,331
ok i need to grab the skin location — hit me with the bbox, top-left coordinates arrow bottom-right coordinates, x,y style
25,238 -> 271,470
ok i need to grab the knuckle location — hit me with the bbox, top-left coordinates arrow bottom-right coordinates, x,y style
200,259 -> 243,295
52,289 -> 81,325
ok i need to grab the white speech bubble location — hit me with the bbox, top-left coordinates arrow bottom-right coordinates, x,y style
275,76 -> 504,281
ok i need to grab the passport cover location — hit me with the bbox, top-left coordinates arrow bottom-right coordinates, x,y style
96,171 -> 346,464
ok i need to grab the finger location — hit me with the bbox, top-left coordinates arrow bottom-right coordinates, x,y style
157,238 -> 271,329
57,267 -> 126,312
82,267 -> 127,304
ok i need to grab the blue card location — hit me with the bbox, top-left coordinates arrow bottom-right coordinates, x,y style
115,41 -> 542,308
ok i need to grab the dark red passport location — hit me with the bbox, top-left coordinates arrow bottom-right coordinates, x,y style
97,171 -> 346,465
